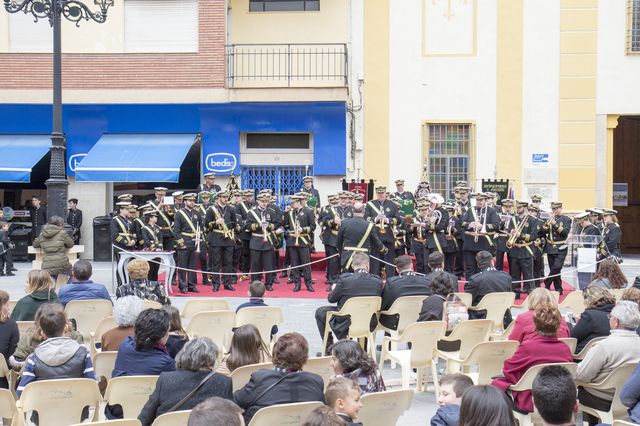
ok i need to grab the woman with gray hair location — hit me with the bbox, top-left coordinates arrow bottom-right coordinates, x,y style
138,337 -> 233,426
576,300 -> 640,426
101,296 -> 144,352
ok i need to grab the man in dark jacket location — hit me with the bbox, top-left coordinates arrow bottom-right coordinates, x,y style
464,250 -> 512,307
379,255 -> 431,330
66,198 -> 83,245
315,253 -> 383,348
337,202 -> 386,272
58,260 -> 111,306
29,195 -> 47,241
423,252 -> 459,292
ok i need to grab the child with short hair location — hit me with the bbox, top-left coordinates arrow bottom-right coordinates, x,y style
235,281 -> 278,336
431,373 -> 475,426
16,303 -> 95,397
325,376 -> 363,425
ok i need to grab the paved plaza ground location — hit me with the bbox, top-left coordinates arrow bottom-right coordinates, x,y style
2,256 -> 640,425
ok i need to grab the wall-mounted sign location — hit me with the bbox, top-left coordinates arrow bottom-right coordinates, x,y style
68,153 -> 87,172
531,153 -> 549,165
205,153 -> 237,173
613,182 -> 628,207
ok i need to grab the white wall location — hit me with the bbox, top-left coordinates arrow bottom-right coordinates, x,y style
597,0 -> 640,115
68,179 -> 110,260
388,0 -> 497,193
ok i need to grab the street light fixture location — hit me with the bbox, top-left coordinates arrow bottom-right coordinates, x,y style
3,0 -> 114,219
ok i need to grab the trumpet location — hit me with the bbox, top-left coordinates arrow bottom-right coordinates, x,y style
195,222 -> 202,253
506,214 -> 530,249
474,205 -> 488,243
260,211 -> 269,243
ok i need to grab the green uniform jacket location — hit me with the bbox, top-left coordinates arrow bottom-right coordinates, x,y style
32,224 -> 75,276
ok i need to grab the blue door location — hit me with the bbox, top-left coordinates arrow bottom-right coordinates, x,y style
240,165 -> 312,208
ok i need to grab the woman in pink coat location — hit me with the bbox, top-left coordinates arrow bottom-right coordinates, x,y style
492,303 -> 574,413
509,288 -> 570,343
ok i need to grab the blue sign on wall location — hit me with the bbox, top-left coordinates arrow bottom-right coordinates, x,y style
532,153 -> 549,164
0,102 -> 347,176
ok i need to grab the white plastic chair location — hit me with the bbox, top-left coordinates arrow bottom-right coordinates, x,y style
64,299 -> 113,343
303,357 -> 333,390
559,291 -> 585,316
357,389 -> 414,426
437,319 -> 493,373
235,306 -> 283,346
186,310 -> 236,351
89,316 -> 118,357
182,299 -> 230,320
376,295 -> 426,368
103,375 -> 159,419
93,351 -> 118,386
248,401 -> 323,426
230,362 -> 273,393
446,340 -> 519,385
152,410 -> 191,426
573,336 -> 606,361
468,292 -> 515,332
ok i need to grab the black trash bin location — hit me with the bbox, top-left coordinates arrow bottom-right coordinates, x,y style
93,216 -> 112,262
9,224 -> 32,261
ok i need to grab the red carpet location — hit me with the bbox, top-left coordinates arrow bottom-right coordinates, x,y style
164,251 -> 576,301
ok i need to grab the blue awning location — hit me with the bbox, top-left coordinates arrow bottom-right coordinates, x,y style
75,133 -> 200,182
0,135 -> 51,182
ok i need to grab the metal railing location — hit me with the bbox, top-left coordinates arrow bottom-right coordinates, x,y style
225,43 -> 348,88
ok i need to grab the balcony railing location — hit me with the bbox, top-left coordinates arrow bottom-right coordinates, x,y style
225,43 -> 348,88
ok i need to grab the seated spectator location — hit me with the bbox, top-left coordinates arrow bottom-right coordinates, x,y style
329,339 -> 385,394
16,304 -> 95,397
532,365 -> 578,426
112,308 -> 175,377
162,305 -> 189,358
0,290 -> 18,388
621,363 -> 640,424
101,295 -> 144,352
236,281 -> 278,337
459,385 -> 516,426
11,270 -> 60,321
58,260 -> 112,306
570,286 -> 616,353
303,405 -> 348,426
576,301 -> 640,426
32,216 -> 75,280
622,287 -> 640,305
10,303 -> 83,370
431,373 -> 474,426
116,259 -> 169,305
234,332 -> 324,424
464,250 -> 512,308
491,304 -> 573,413
588,258 -> 628,289
217,324 -> 271,376
188,397 -> 244,426
138,337 -> 233,426
418,272 -> 455,322
509,288 -> 570,343
379,255 -> 431,330
315,253 -> 383,352
423,252 -> 459,290
325,377 -> 362,425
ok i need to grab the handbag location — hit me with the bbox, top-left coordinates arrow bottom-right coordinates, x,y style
166,371 -> 216,413
443,294 -> 468,332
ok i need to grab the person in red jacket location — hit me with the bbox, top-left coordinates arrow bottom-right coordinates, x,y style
508,288 -> 570,343
492,303 -> 573,413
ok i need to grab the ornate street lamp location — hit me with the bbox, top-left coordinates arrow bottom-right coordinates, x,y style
3,0 -> 114,218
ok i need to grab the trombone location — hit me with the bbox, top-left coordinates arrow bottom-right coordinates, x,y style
506,214 -> 530,249
473,205 -> 488,243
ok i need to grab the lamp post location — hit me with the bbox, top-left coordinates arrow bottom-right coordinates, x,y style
3,0 -> 113,219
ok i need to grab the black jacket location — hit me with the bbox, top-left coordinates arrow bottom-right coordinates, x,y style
234,369 -> 324,424
328,270 -> 383,309
570,303 -> 614,353
205,203 -> 237,247
423,269 -> 458,293
364,199 -> 401,244
460,206 -> 500,252
381,272 -> 431,311
283,206 -> 316,248
464,268 -> 512,306
418,295 -> 446,322
138,370 -> 233,426
336,216 -> 384,268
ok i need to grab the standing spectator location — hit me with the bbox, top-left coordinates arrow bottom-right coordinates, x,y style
588,258 -> 628,289
532,366 -> 578,426
162,305 -> 189,359
621,363 -> 640,424
29,195 -> 47,241
325,377 -> 362,425
115,259 -> 169,305
329,339 -> 385,394
217,324 -> 271,376
418,272 -> 455,322
101,296 -> 144,352
32,216 -> 74,280
491,304 -> 573,413
236,281 -> 278,337
0,222 -> 15,277
0,290 -> 18,388
138,338 -> 233,426
509,288 -> 570,343
431,374 -> 474,426
16,304 -> 94,397
58,260 -> 111,306
576,301 -> 640,426
459,385 -> 516,426
570,286 -> 616,353
11,270 -> 59,321
66,198 -> 83,245
234,332 -> 324,424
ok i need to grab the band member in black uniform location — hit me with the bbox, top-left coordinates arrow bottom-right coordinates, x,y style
460,193 -> 499,279
508,201 -> 537,298
442,204 -> 460,273
147,187 -> 175,252
236,189 -> 255,280
300,176 -> 321,213
229,190 -> 243,285
336,202 -> 386,272
245,192 -> 282,291
268,193 -> 284,283
530,194 -> 543,210
111,202 -> 135,286
392,179 -> 415,202
543,202 -> 572,294
141,210 -> 162,281
173,191 -> 184,211
198,172 -> 222,193
453,184 -> 471,278
197,191 -> 213,285
365,186 -> 401,278
587,208 -> 604,231
601,209 -> 622,261
173,193 -> 201,294
527,205 -> 545,287
206,190 -> 237,292
283,195 -> 316,292
494,199 -> 514,271
66,198 -> 82,245
393,179 -> 415,253
322,193 -> 352,288
409,201 -> 428,274
575,211 -> 601,289
29,195 -> 47,241
129,205 -> 144,250
423,194 -> 449,270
